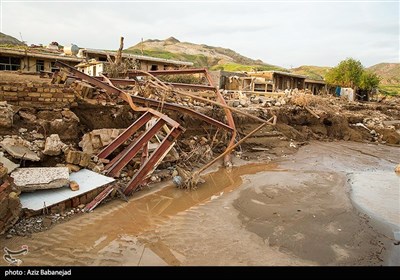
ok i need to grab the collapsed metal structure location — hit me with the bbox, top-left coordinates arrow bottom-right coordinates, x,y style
54,61 -> 275,195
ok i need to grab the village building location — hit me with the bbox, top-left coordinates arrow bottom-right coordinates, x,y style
0,46 -> 81,72
76,48 -> 193,76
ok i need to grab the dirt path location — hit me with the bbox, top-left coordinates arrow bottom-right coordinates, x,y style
0,141 -> 398,266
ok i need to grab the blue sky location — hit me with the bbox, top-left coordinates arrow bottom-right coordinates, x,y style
1,0 -> 399,68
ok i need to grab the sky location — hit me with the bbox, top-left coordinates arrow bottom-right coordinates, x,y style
0,0 -> 399,68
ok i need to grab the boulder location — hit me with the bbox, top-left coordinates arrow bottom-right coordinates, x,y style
79,129 -> 124,154
43,134 -> 66,156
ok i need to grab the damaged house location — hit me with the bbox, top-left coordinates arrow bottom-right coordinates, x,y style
76,48 -> 194,76
0,46 -> 81,73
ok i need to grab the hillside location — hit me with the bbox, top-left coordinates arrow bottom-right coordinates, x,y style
126,37 -> 284,71
0,32 -> 24,46
291,65 -> 331,81
366,63 -> 400,85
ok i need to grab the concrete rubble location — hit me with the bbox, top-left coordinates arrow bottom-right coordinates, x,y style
43,134 -> 67,156
11,167 -> 69,192
0,152 -> 19,173
79,128 -> 124,154
0,137 -> 41,161
0,101 -> 14,128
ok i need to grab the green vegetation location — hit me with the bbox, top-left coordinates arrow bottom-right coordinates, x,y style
291,65 -> 330,81
325,58 -> 380,90
210,63 -> 286,72
378,84 -> 400,96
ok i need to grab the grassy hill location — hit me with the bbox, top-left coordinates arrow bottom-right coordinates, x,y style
366,63 -> 400,85
126,37 -> 285,71
290,65 -> 331,81
0,32 -> 24,46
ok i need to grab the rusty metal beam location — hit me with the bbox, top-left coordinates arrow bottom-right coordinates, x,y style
97,112 -> 152,159
106,119 -> 166,177
54,61 -> 120,95
96,77 -> 216,91
55,61 -> 232,132
129,96 -> 233,131
124,126 -> 182,195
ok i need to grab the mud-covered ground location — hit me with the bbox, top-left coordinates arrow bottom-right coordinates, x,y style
1,141 -> 398,266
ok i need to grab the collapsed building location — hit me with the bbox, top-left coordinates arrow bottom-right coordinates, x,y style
0,44 -> 193,75
0,40 -> 398,237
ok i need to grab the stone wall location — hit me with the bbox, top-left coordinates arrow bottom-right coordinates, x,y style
0,82 -> 76,109
0,167 -> 21,235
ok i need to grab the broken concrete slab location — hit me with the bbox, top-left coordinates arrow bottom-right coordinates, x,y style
19,169 -> 115,211
0,138 -> 40,161
11,167 -> 69,192
79,129 -> 124,154
0,152 -> 19,174
43,134 -> 66,156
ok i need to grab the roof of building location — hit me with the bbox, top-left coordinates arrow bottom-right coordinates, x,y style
246,70 -> 307,79
0,47 -> 83,62
270,71 -> 307,79
305,79 -> 326,85
79,48 -> 194,66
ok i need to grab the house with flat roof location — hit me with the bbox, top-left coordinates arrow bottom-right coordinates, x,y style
77,48 -> 193,74
0,46 -> 81,72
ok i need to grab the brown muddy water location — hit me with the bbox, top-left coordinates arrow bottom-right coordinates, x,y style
0,141 -> 399,266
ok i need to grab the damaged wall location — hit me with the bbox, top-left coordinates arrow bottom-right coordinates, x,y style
0,82 -> 76,108
0,166 -> 21,234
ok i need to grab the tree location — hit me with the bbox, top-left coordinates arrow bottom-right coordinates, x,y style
325,58 -> 380,90
359,71 -> 380,90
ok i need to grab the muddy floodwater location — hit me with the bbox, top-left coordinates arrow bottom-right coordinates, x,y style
1,141 -> 399,266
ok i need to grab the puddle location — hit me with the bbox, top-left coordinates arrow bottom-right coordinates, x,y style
0,162 -> 278,266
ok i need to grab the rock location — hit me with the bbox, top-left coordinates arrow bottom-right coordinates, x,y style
0,165 -> 8,178
65,150 -> 82,165
66,164 -> 81,173
0,152 -> 19,174
275,102 -> 281,106
18,128 -> 27,134
31,133 -> 44,140
18,110 -> 36,122
69,181 -> 79,191
79,153 -> 91,167
0,138 -> 40,161
0,102 -> 14,128
61,110 -> 80,123
79,129 -> 124,154
239,100 -> 249,107
232,100 -> 240,107
6,234 -> 12,239
251,97 -> 260,104
11,167 -> 69,192
43,134 -> 65,156
395,164 -> 400,174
